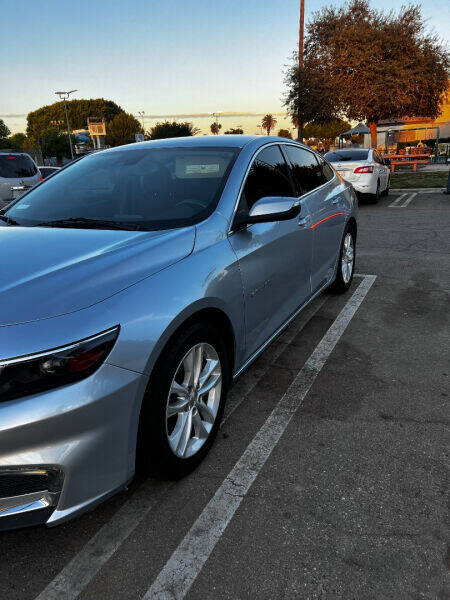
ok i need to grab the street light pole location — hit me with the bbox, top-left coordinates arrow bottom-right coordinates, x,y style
138,111 -> 145,132
298,0 -> 305,141
55,90 -> 77,160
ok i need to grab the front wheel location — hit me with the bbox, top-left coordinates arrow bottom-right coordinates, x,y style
329,226 -> 356,294
137,322 -> 229,479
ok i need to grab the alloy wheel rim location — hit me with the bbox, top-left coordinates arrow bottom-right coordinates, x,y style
341,233 -> 354,284
166,343 -> 222,458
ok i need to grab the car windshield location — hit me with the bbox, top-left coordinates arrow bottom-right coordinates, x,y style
324,150 -> 369,162
5,146 -> 239,230
0,154 -> 38,178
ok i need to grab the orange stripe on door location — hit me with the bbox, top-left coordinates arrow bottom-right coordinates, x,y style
310,212 -> 345,230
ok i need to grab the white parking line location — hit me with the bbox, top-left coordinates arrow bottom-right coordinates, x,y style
35,481 -> 173,600
401,192 -> 418,207
142,274 -> 376,600
389,192 -> 417,208
388,193 -> 407,207
35,291 -> 328,600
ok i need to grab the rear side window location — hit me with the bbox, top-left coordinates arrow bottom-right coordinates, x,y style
0,155 -> 37,178
242,145 -> 293,211
284,146 -> 326,194
316,155 -> 335,182
324,150 -> 369,162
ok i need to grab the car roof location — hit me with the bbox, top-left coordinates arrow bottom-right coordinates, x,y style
102,135 -> 305,154
0,152 -> 30,156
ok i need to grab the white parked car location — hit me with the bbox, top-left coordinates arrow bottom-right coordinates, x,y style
0,153 -> 41,207
324,148 -> 390,203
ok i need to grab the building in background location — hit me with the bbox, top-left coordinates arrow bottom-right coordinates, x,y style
364,90 -> 450,152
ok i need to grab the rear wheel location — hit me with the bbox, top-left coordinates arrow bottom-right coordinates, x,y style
382,176 -> 390,197
137,322 -> 228,479
329,225 -> 355,294
368,180 -> 380,204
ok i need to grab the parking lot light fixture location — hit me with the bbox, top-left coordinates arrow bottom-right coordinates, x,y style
55,90 -> 77,160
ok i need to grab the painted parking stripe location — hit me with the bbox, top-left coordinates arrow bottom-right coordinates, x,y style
389,192 -> 417,208
401,192 -> 417,207
142,274 -> 376,600
35,481 -> 174,600
388,193 -> 407,207
35,290 -> 328,600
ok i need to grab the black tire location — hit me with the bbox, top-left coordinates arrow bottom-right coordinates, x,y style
368,180 -> 380,204
137,321 -> 229,480
382,176 -> 390,197
328,225 -> 356,294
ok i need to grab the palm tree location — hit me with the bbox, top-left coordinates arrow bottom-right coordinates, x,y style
210,122 -> 222,135
261,114 -> 277,135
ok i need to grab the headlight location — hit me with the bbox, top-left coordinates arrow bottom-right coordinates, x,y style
0,326 -> 119,402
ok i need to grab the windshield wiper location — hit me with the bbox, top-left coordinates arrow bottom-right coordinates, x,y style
33,217 -> 141,231
0,214 -> 20,226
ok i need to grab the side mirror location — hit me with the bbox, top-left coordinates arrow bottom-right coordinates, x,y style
234,196 -> 300,230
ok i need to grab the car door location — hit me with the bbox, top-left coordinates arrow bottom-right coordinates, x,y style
284,145 -> 346,293
228,144 -> 313,361
373,150 -> 388,190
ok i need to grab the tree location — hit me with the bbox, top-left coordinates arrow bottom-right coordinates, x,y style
148,121 -> 200,140
224,127 -> 244,134
261,114 -> 277,135
105,113 -> 142,147
277,129 -> 292,139
210,122 -> 222,135
27,98 -> 124,141
35,128 -> 76,164
284,56 -> 339,140
7,133 -> 27,150
305,0 -> 450,147
303,118 -> 351,150
0,119 -> 11,141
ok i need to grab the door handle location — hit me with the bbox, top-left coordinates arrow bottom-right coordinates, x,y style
298,215 -> 311,227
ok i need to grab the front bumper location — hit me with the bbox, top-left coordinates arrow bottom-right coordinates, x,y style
0,362 -> 146,530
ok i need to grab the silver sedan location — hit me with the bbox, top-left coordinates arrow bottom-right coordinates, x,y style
0,135 -> 358,529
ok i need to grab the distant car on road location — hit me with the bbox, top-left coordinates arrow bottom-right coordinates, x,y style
0,152 -> 41,207
0,136 -> 358,529
38,166 -> 61,179
324,148 -> 390,203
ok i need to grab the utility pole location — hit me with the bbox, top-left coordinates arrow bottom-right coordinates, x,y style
298,0 -> 305,141
55,90 -> 77,159
138,111 -> 145,132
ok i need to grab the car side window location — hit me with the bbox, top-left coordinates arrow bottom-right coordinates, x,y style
316,155 -> 335,182
241,145 -> 293,211
283,146 -> 326,195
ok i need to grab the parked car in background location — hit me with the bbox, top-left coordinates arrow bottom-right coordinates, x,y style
0,136 -> 357,530
0,152 -> 41,207
324,148 -> 390,203
38,166 -> 61,179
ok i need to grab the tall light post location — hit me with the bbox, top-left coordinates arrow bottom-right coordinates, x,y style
138,111 -> 145,132
55,90 -> 77,159
298,0 -> 305,141
209,111 -> 223,134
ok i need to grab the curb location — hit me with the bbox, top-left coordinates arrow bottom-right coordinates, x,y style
390,188 -> 444,193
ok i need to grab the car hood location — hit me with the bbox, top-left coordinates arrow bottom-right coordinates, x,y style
0,225 -> 195,325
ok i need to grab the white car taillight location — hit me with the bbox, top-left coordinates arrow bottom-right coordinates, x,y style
354,166 -> 374,174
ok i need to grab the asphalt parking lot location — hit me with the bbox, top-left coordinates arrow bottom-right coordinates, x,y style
1,190 -> 449,600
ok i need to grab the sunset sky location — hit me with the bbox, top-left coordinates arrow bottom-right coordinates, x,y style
2,0 -> 449,135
